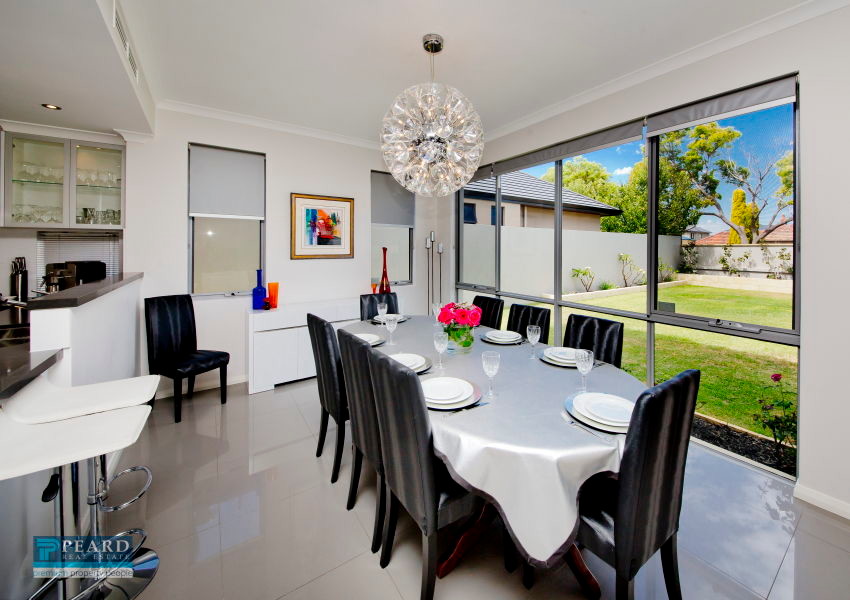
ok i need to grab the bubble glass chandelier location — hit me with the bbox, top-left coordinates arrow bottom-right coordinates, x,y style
381,34 -> 484,198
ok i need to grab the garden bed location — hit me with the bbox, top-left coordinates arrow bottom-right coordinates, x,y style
691,415 -> 796,476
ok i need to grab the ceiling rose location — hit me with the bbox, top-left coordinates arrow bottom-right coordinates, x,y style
381,34 -> 484,198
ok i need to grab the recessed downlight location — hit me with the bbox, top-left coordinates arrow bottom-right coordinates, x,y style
41,103 -> 62,110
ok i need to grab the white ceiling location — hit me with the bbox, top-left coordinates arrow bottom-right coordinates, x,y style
118,0 -> 836,146
0,1 -> 152,135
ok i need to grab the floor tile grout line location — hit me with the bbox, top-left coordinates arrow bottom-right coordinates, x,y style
682,545 -> 769,599
765,532 -> 795,600
274,549 -> 387,600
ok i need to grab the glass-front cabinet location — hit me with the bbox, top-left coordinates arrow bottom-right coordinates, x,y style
5,135 -> 69,227
2,132 -> 124,229
72,143 -> 123,227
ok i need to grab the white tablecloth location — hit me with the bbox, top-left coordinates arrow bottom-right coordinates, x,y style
343,316 -> 646,565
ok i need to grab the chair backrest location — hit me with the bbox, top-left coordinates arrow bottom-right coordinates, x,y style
144,294 -> 198,375
367,349 -> 439,535
506,303 -> 550,342
306,313 -> 347,422
615,369 -> 700,579
337,329 -> 383,474
360,292 -> 399,321
473,295 -> 504,330
563,314 -> 625,367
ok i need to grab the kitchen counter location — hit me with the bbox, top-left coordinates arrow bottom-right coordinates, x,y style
0,306 -> 28,329
0,343 -> 62,399
26,272 -> 144,310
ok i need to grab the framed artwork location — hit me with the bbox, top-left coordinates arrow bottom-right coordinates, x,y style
290,193 -> 354,259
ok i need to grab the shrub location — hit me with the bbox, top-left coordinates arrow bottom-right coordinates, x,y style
679,241 -> 699,273
618,253 -> 646,287
658,261 -> 676,283
760,244 -> 793,280
598,281 -> 616,290
752,373 -> 797,462
571,266 -> 595,292
719,244 -> 751,277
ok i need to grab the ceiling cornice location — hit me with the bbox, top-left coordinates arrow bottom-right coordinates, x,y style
487,0 -> 850,142
114,129 -> 155,143
157,99 -> 380,150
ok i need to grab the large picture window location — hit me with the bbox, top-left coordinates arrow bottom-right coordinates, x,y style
456,76 -> 799,475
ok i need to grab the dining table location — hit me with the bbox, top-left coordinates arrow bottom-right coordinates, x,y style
342,315 -> 647,585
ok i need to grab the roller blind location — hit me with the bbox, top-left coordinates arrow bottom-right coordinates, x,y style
189,144 -> 265,218
469,120 -> 643,182
646,75 -> 796,137
371,171 -> 415,226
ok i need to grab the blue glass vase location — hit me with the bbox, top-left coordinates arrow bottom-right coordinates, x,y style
252,269 -> 266,310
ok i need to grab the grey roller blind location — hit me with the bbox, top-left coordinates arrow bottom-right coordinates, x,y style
647,75 -> 796,137
468,120 -> 643,183
189,144 -> 265,218
371,171 -> 415,226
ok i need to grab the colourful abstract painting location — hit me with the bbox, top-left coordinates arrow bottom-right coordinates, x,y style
291,193 -> 354,259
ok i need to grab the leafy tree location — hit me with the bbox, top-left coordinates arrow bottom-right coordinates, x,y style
729,189 -> 758,244
775,151 -> 794,206
541,157 -> 618,202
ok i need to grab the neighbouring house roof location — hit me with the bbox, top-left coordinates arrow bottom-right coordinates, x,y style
463,171 -> 622,217
685,225 -> 710,234
694,223 -> 794,245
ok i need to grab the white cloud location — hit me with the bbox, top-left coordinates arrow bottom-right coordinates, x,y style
612,166 -> 633,176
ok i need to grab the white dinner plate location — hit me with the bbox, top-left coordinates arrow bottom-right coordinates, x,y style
564,395 -> 629,434
482,332 -> 523,345
540,354 -> 577,368
426,383 -> 482,411
389,353 -> 427,371
373,313 -> 408,323
545,347 -> 577,362
354,333 -> 384,346
421,377 -> 474,404
487,330 -> 522,341
573,393 -> 634,426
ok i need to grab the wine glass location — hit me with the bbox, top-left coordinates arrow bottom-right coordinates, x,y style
385,314 -> 399,346
482,351 -> 500,399
433,331 -> 448,371
576,350 -> 594,393
377,302 -> 388,327
432,303 -> 442,322
526,324 -> 541,359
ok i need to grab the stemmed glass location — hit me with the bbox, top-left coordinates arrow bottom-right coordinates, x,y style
576,350 -> 594,393
526,324 -> 541,359
433,331 -> 448,371
482,351 -> 500,399
385,314 -> 399,346
377,302 -> 388,327
432,304 -> 442,322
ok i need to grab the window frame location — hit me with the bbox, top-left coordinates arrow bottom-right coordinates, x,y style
456,77 -> 801,389
187,143 -> 266,296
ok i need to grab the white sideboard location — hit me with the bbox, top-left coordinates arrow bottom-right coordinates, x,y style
247,297 -> 360,394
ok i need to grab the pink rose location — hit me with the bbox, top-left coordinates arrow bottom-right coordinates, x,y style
454,308 -> 469,326
438,308 -> 453,325
770,373 -> 782,383
468,306 -> 482,327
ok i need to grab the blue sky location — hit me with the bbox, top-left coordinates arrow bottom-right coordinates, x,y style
522,104 -> 794,234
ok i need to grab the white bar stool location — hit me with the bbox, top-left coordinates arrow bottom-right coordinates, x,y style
0,373 -> 160,600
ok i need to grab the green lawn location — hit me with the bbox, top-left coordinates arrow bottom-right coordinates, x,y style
524,285 -> 798,435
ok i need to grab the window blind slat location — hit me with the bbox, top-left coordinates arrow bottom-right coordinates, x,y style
36,232 -> 122,290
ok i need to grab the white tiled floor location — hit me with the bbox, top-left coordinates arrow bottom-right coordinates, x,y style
108,381 -> 850,599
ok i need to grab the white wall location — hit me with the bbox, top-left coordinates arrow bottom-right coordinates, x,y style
123,108 -> 438,392
473,7 -> 850,517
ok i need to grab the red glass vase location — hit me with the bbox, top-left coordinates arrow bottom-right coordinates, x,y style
378,247 -> 391,293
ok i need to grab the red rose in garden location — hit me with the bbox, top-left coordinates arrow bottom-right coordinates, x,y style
770,373 -> 782,382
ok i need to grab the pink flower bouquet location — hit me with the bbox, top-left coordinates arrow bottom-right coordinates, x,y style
438,302 -> 482,353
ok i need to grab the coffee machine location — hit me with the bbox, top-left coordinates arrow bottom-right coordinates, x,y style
43,263 -> 77,293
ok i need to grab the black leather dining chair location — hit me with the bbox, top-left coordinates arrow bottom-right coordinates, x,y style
144,294 -> 229,424
360,292 -> 399,321
473,295 -> 504,330
337,329 -> 386,552
576,369 -> 701,600
563,313 -> 625,367
367,350 -> 481,599
506,303 -> 551,343
306,313 -> 349,483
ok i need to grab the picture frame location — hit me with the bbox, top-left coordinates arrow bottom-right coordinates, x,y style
290,193 -> 354,259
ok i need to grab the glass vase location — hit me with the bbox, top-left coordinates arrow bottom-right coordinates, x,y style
446,325 -> 474,355
252,269 -> 266,310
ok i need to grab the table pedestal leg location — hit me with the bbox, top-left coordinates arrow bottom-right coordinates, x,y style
436,503 -> 496,578
565,544 -> 601,599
